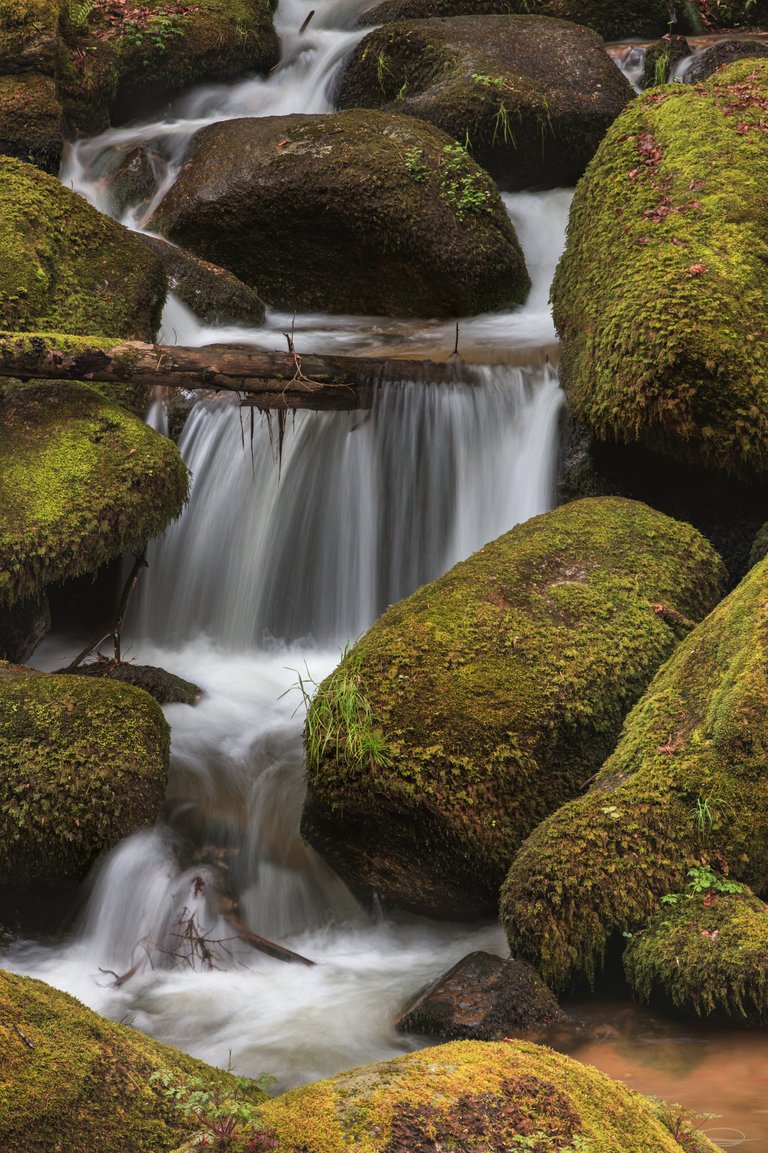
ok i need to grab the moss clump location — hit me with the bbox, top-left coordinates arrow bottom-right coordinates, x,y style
337,16 -> 632,190
301,497 -> 725,918
501,549 -> 768,991
624,884 -> 768,1022
0,156 -> 165,340
256,1039 -> 719,1152
150,110 -> 529,317
0,667 -> 170,884
0,968 -> 245,1153
552,60 -> 768,477
0,381 -> 187,607
0,0 -> 59,73
0,73 -> 63,173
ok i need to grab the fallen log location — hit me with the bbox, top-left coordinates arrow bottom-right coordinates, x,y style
0,331 -> 473,411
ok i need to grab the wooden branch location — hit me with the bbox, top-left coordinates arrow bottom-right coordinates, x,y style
0,332 -> 472,412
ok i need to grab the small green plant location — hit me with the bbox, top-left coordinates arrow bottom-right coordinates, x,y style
362,43 -> 392,92
123,9 -> 188,53
653,47 -> 671,86
661,865 -> 744,906
151,1068 -> 278,1151
650,1097 -> 719,1150
404,146 -> 428,183
439,141 -> 491,219
66,0 -> 97,27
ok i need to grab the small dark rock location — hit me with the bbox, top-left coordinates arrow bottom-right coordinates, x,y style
63,661 -> 201,706
641,35 -> 690,87
141,235 -> 266,327
0,594 -> 50,663
397,951 -> 566,1040
102,146 -> 157,216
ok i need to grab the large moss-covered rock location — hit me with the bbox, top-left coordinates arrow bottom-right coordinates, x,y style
150,110 -> 529,317
0,73 -> 62,172
256,1039 -> 719,1152
551,60 -> 768,477
337,16 -> 633,190
0,156 -> 165,339
0,667 -> 170,884
0,0 -> 59,74
0,968 -> 247,1153
301,497 -> 725,918
58,0 -> 279,134
501,550 -> 768,991
624,884 -> 768,1022
0,381 -> 187,607
357,0 -> 672,41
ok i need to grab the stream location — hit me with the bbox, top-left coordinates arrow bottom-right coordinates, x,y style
3,2 -> 768,1148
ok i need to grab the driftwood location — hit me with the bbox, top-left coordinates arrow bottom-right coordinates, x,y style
0,331 -> 472,412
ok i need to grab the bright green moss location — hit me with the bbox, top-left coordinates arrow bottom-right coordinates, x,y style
302,498 -> 725,917
0,380 -> 187,606
256,1039 -> 719,1152
0,968 -> 242,1153
501,550 -> 768,991
624,887 -> 768,1022
0,668 -> 170,884
552,61 -> 768,476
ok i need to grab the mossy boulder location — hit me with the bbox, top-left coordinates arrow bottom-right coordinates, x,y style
301,497 -> 725,918
0,156 -> 166,339
0,968 -> 247,1153
66,660 -> 201,706
640,35 -> 690,88
256,1038 -> 719,1152
0,667 -> 170,885
0,0 -> 59,73
0,73 -> 63,172
337,16 -> 633,190
0,381 -> 188,607
357,0 -> 672,41
501,549 -> 768,992
58,0 -> 279,134
150,110 -> 529,317
551,60 -> 768,477
624,886 -> 768,1022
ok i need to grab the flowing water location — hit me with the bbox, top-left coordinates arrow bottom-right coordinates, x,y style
5,2 -> 768,1146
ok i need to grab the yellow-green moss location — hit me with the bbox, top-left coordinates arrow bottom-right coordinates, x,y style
256,1039 -> 719,1152
0,668 -> 170,884
552,60 -> 768,476
0,380 -> 187,607
501,549 -> 768,991
0,968 -> 241,1153
302,497 -> 725,917
624,886 -> 768,1022
0,156 -> 165,339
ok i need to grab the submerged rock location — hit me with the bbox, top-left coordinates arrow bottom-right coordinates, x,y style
501,549 -> 768,991
149,109 -> 530,317
0,668 -> 170,885
552,60 -> 768,477
397,951 -> 565,1040
301,497 -> 725,918
337,15 -> 633,189
257,1038 -> 719,1151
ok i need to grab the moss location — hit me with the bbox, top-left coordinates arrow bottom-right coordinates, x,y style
0,0 -> 59,73
255,1039 -> 719,1152
0,156 -> 165,340
0,380 -> 187,607
0,668 -> 170,884
0,73 -> 63,173
150,110 -> 530,317
337,17 -> 632,191
501,548 -> 768,991
552,60 -> 768,477
301,497 -> 725,917
0,968 -> 243,1153
624,886 -> 768,1022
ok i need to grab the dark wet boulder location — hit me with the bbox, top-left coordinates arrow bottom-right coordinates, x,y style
101,145 -> 158,217
150,110 -> 529,317
141,235 -> 267,326
0,667 -> 170,885
357,0 -> 672,41
257,1039 -> 719,1152
397,951 -> 565,1040
67,660 -> 201,706
684,38 -> 768,84
337,16 -> 633,190
552,60 -> 768,477
0,594 -> 49,663
301,497 -> 725,918
501,549 -> 768,992
0,73 -> 63,172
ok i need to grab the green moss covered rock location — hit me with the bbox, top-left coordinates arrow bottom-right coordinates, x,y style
501,549 -> 768,991
624,884 -> 768,1022
301,497 -> 725,918
0,0 -> 59,73
337,16 -> 632,190
551,60 -> 768,477
0,381 -> 187,607
256,1039 -> 719,1152
0,156 -> 166,339
0,73 -> 63,172
150,110 -> 529,317
0,968 -> 243,1153
0,666 -> 170,884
